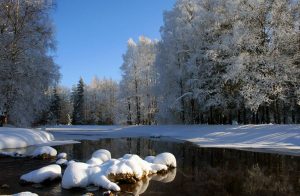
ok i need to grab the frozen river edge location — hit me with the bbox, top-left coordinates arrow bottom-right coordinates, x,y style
45,124 -> 300,155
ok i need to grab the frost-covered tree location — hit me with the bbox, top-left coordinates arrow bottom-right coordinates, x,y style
118,36 -> 158,125
0,0 -> 60,126
155,0 -> 300,124
84,77 -> 118,124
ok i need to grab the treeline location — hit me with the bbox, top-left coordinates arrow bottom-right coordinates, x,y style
2,0 -> 300,127
119,0 -> 300,125
45,77 -> 118,125
49,0 -> 300,126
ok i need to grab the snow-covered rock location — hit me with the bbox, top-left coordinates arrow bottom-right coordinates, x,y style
56,158 -> 68,166
62,150 -> 176,192
144,156 -> 155,163
105,154 -> 168,183
31,146 -> 57,158
57,152 -> 67,159
0,127 -> 54,150
12,192 -> 38,196
62,162 -> 90,189
86,149 -> 111,166
92,149 -> 111,161
20,164 -> 61,184
61,161 -> 120,191
152,153 -> 177,168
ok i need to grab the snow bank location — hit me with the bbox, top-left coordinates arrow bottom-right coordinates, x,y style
20,164 -> 61,184
62,149 -> 176,191
31,146 -> 57,158
12,192 -> 38,196
48,125 -> 300,153
0,127 -> 54,149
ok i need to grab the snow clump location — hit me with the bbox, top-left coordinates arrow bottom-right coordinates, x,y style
20,164 -> 61,184
31,146 -> 57,158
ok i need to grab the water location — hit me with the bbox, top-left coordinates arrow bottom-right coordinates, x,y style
0,137 -> 300,195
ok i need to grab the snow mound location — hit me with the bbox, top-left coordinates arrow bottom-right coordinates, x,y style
62,150 -> 176,191
86,149 -> 111,166
12,192 -> 38,196
152,153 -> 177,168
31,146 -> 57,158
56,158 -> 68,166
106,154 -> 168,181
92,149 -> 111,161
20,164 -> 61,184
57,152 -> 67,159
62,162 -> 90,189
0,127 -> 54,150
61,162 -> 120,191
144,156 -> 155,163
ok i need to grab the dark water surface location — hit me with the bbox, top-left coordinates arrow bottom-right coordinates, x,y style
0,138 -> 300,196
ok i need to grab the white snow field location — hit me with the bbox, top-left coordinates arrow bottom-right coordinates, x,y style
20,164 -> 61,184
47,125 -> 300,154
0,127 -> 79,150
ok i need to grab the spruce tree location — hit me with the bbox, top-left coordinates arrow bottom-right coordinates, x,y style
48,87 -> 61,124
72,78 -> 85,125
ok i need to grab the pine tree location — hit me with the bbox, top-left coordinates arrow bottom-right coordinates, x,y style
72,78 -> 85,125
48,87 -> 61,124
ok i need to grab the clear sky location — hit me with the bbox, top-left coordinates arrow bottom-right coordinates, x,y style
53,0 -> 176,87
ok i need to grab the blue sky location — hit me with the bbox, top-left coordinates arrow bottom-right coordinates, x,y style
53,0 -> 176,87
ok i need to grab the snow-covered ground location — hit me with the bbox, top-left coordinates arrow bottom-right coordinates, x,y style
46,125 -> 300,154
0,127 -> 78,151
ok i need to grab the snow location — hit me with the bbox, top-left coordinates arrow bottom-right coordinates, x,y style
0,127 -> 54,149
12,192 -> 38,196
0,127 -> 78,151
62,149 -> 175,191
31,146 -> 57,157
152,153 -> 176,168
56,158 -> 68,166
20,164 -> 61,184
57,152 -> 67,159
47,125 -> 300,154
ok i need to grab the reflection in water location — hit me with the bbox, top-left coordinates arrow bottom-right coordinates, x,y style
0,137 -> 299,195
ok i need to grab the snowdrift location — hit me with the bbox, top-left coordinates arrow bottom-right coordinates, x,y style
0,127 -> 54,149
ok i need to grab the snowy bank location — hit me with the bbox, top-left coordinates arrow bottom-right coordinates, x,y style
0,127 -> 54,149
47,125 -> 300,154
0,127 -> 79,152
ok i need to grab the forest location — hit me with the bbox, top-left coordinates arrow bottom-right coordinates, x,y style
0,0 -> 299,126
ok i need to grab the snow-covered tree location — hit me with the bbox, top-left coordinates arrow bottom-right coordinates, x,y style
84,77 -> 118,124
118,36 -> 158,125
0,0 -> 60,126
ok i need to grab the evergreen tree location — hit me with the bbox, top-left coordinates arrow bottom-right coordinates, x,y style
48,87 -> 61,124
72,78 -> 85,125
